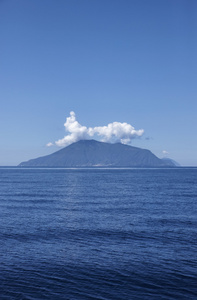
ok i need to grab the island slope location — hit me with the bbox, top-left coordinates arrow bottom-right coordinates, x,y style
19,140 -> 176,167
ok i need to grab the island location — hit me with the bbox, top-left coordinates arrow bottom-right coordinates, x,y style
19,139 -> 177,167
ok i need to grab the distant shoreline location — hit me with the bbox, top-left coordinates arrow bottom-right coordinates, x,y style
0,166 -> 196,169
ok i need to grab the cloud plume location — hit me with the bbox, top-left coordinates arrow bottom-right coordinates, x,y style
49,111 -> 144,147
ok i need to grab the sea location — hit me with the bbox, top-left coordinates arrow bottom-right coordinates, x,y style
0,167 -> 196,300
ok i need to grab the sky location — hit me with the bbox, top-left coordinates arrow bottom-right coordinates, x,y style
0,0 -> 197,166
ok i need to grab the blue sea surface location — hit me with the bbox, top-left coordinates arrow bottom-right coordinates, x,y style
0,168 -> 197,299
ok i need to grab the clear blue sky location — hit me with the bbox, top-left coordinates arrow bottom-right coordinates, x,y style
1,0 -> 196,166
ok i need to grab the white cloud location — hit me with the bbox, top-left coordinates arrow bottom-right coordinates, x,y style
52,111 -> 144,147
162,150 -> 169,155
46,142 -> 53,147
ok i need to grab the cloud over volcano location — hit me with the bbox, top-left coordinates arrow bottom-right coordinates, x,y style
48,111 -> 144,147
